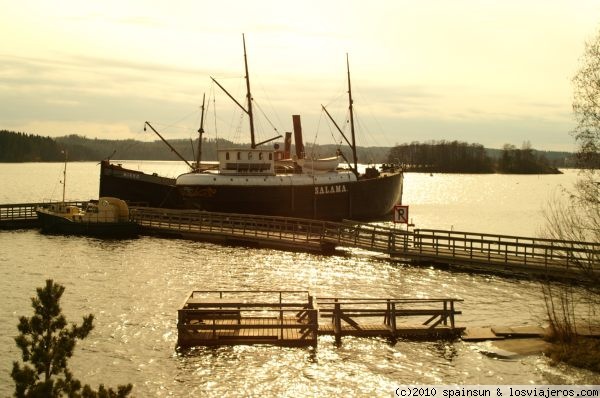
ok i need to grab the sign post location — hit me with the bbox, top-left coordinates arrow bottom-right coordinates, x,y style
393,205 -> 409,224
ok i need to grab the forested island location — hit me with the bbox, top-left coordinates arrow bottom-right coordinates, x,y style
387,140 -> 568,174
0,130 -> 572,174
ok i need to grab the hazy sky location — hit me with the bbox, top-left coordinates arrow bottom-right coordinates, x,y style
1,1 -> 599,151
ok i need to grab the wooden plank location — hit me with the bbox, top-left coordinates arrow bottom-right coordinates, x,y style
491,326 -> 547,337
462,327 -> 505,341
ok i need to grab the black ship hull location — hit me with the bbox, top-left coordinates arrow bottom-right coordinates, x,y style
99,161 -> 184,208
178,174 -> 403,221
99,161 -> 403,221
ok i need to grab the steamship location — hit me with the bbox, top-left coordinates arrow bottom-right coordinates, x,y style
99,36 -> 403,221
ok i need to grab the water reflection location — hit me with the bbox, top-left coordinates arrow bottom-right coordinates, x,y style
3,230 -> 599,397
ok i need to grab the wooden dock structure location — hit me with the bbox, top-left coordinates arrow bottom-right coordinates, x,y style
130,207 -> 332,253
316,297 -> 464,342
177,290 -> 464,348
322,221 -> 600,282
3,202 -> 599,282
177,290 -> 319,347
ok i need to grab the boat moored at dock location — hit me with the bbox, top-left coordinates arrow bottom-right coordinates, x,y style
36,197 -> 138,237
100,35 -> 403,221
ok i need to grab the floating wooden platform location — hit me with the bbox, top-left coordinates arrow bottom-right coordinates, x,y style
177,290 -> 319,348
177,291 -> 464,348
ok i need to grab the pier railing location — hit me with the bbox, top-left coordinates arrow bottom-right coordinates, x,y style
322,221 -> 599,279
177,290 -> 318,347
316,297 -> 463,341
130,207 -> 338,251
322,220 -> 412,253
411,228 -> 600,272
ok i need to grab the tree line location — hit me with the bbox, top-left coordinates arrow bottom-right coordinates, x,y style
1,130 -> 573,174
0,130 -> 393,163
387,140 -> 566,174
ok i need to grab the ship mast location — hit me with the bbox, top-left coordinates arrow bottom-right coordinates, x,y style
243,34 -> 256,148
196,93 -> 206,171
346,53 -> 358,174
61,149 -> 67,203
321,54 -> 360,178
211,34 -> 281,150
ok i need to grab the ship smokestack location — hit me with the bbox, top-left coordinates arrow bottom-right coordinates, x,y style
284,132 -> 292,159
292,115 -> 305,159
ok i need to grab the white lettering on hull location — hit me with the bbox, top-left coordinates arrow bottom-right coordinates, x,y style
314,185 -> 348,195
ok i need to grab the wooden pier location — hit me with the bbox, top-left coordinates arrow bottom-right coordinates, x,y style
322,221 -> 600,282
130,207 -> 333,253
177,290 -> 464,348
177,290 -> 319,347
3,202 -> 599,282
316,297 -> 464,342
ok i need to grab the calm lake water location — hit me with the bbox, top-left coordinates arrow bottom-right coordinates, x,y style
0,162 -> 598,397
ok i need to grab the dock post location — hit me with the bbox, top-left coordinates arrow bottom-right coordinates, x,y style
384,300 -> 390,326
390,302 -> 397,337
333,299 -> 342,344
450,300 -> 455,328
443,301 -> 448,326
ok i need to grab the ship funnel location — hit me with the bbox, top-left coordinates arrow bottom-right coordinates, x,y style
292,115 -> 305,159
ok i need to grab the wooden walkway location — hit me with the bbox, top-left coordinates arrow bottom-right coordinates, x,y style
130,207 -> 333,253
177,290 -> 464,347
3,202 -> 598,282
133,208 -> 599,282
322,221 -> 600,282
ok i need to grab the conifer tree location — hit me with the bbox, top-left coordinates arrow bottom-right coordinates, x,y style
11,280 -> 133,398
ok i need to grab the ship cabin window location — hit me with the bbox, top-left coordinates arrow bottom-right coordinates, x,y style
225,152 -> 230,160
269,153 -> 273,160
237,152 -> 241,160
259,152 -> 263,160
248,152 -> 253,160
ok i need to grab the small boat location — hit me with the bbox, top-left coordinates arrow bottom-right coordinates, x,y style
37,151 -> 138,237
296,156 -> 340,173
36,197 -> 138,237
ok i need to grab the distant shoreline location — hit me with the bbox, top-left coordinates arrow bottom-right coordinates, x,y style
1,130 -> 575,174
